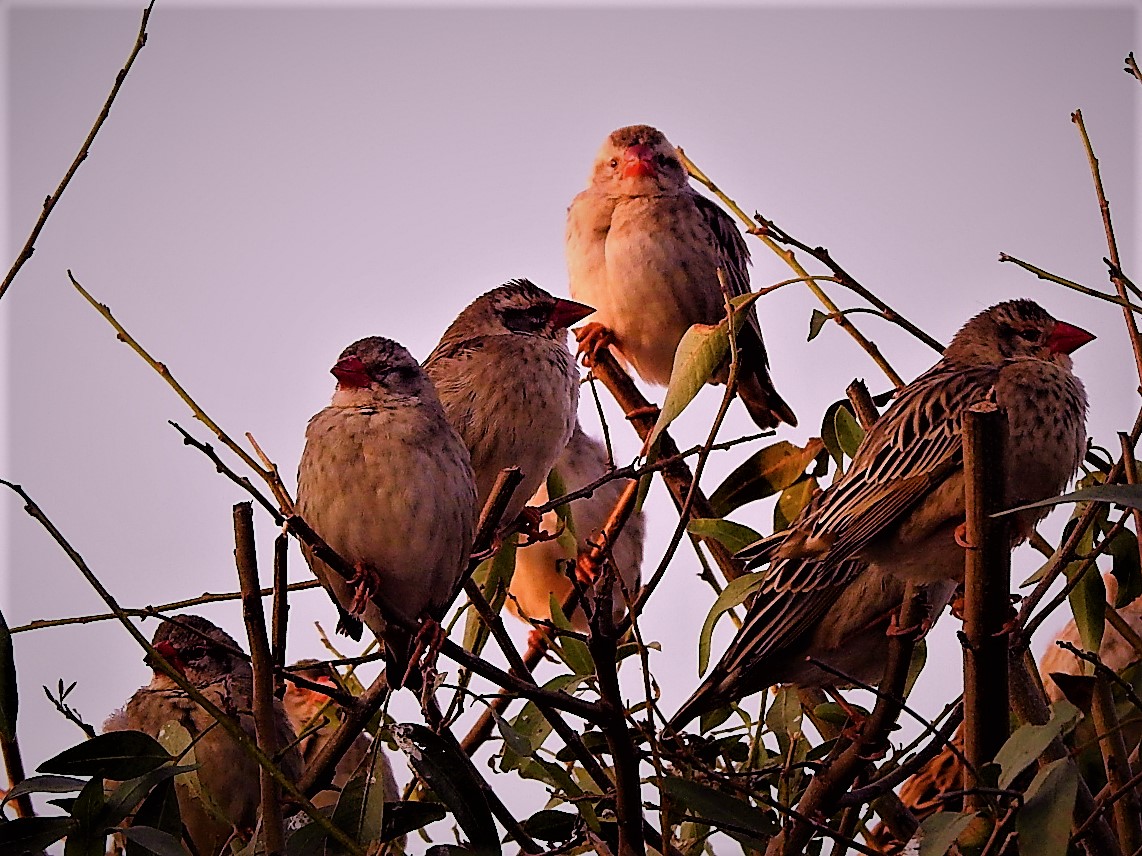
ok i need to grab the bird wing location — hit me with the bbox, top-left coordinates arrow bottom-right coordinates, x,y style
764,362 -> 999,591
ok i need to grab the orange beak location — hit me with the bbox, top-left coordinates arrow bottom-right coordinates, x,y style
622,144 -> 657,179
549,298 -> 594,329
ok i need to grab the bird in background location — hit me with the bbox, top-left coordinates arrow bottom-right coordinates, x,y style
423,279 -> 592,531
507,423 -> 645,644
296,336 -> 477,689
670,299 -> 1093,730
566,123 -> 796,430
103,614 -> 302,856
282,659 -> 400,812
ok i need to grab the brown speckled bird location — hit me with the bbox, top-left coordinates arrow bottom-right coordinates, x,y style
296,337 -> 477,688
103,615 -> 301,856
671,300 -> 1092,729
507,423 -> 645,639
282,660 -> 400,811
567,123 -> 795,429
423,280 -> 591,528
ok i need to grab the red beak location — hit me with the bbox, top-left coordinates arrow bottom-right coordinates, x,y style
148,640 -> 186,676
1046,320 -> 1096,355
331,354 -> 372,388
549,298 -> 594,329
622,144 -> 657,179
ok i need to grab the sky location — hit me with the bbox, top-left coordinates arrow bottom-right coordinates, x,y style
3,0 -> 1140,844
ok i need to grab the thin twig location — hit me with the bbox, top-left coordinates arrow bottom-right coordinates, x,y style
998,253 -> 1142,315
0,3 -> 155,301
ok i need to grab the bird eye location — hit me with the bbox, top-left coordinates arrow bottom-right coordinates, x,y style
1016,329 -> 1039,342
609,158 -> 619,169
181,646 -> 206,660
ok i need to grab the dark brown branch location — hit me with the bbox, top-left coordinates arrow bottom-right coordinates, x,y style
1090,670 -> 1142,853
845,379 -> 881,431
0,3 -> 155,301
170,421 -> 283,524
233,503 -> 285,854
297,672 -> 389,798
961,404 -> 1011,812
271,533 -> 289,698
0,731 -> 34,818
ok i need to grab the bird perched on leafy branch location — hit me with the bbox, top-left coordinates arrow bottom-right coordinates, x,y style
424,280 -> 592,530
671,299 -> 1093,729
507,423 -> 645,642
297,337 -> 477,688
104,614 -> 301,856
566,123 -> 795,430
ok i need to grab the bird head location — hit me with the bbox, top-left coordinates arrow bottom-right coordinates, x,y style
146,614 -> 246,685
591,124 -> 689,194
330,337 -> 432,402
947,299 -> 1095,369
283,659 -> 343,732
453,280 -> 593,341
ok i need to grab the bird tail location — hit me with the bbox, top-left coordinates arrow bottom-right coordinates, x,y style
737,367 -> 797,430
668,672 -> 732,734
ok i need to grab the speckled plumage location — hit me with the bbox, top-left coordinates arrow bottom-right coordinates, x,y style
103,615 -> 301,856
672,300 -> 1091,728
566,124 -> 795,429
423,280 -> 585,526
296,337 -> 477,686
507,424 -> 645,630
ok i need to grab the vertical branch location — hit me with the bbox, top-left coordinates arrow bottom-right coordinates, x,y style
271,533 -> 289,698
1072,109 -> 1142,384
1119,433 -> 1142,578
233,503 -> 285,855
960,404 -> 1011,812
0,732 -> 34,818
845,379 -> 880,431
1089,674 -> 1142,852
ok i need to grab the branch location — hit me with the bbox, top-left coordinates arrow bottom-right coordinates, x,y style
233,503 -> 285,855
0,3 -> 155,302
998,253 -> 1142,315
960,404 -> 1011,813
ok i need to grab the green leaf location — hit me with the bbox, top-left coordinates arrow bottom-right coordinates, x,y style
765,686 -> 803,740
487,706 -> 532,758
546,597 -> 593,676
687,519 -> 764,556
1016,758 -> 1078,856
520,809 -> 578,843
833,405 -> 865,459
105,765 -> 197,826
647,292 -> 761,449
40,731 -> 172,780
463,537 -> 517,655
1108,528 -> 1142,607
708,439 -> 825,516
993,700 -> 1079,789
501,674 -> 580,772
546,467 -> 578,554
329,741 -> 391,850
381,801 -> 448,842
807,309 -> 830,342
821,400 -> 856,468
918,811 -> 977,856
996,483 -> 1142,516
1066,536 -> 1106,657
65,776 -> 110,856
390,723 -> 500,851
697,572 -> 766,674
659,776 -> 775,845
117,827 -> 189,856
126,778 -> 183,856
1,774 -> 87,806
0,607 -> 16,741
774,478 -> 816,531
0,816 -> 78,852
904,638 -> 927,699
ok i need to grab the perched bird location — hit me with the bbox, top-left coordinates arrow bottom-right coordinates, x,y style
282,660 -> 399,811
671,299 -> 1093,729
296,337 -> 477,687
566,123 -> 795,429
423,280 -> 591,528
507,423 -> 645,639
104,615 -> 301,856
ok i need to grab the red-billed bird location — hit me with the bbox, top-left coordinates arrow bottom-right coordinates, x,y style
567,124 -> 795,429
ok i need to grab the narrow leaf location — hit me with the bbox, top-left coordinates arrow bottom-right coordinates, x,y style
708,439 -> 824,516
520,809 -> 578,843
807,309 -> 830,342
381,802 -> 448,842
833,405 -> 865,459
0,607 -> 16,741
117,826 -> 190,856
995,483 -> 1142,516
697,572 -> 766,674
1,774 -> 86,805
546,597 -> 593,676
126,778 -> 183,856
40,730 -> 172,780
1108,528 -> 1142,607
659,776 -> 775,844
918,812 -> 977,856
1016,758 -> 1078,856
993,700 -> 1079,789
687,519 -> 763,556
0,816 -> 78,852
774,478 -> 816,531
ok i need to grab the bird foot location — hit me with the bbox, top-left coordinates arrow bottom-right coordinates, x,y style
886,612 -> 932,638
625,405 -> 661,421
516,507 -> 562,546
404,617 -> 446,688
347,562 -> 381,616
574,322 -> 615,367
526,627 -> 553,654
954,522 -> 973,549
575,551 -> 600,586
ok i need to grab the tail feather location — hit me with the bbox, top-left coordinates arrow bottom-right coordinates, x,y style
668,673 -> 732,734
738,367 -> 797,430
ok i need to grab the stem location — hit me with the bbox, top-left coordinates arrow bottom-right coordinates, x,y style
960,404 -> 1011,813
998,253 -> 1142,315
233,504 -> 285,855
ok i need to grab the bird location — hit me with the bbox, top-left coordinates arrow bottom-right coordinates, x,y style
296,336 -> 477,688
103,614 -> 302,856
282,659 -> 400,811
506,423 -> 645,641
670,299 -> 1093,730
566,123 -> 796,430
423,279 -> 591,530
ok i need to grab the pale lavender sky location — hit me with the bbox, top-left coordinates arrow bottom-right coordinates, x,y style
3,0 -> 1139,840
